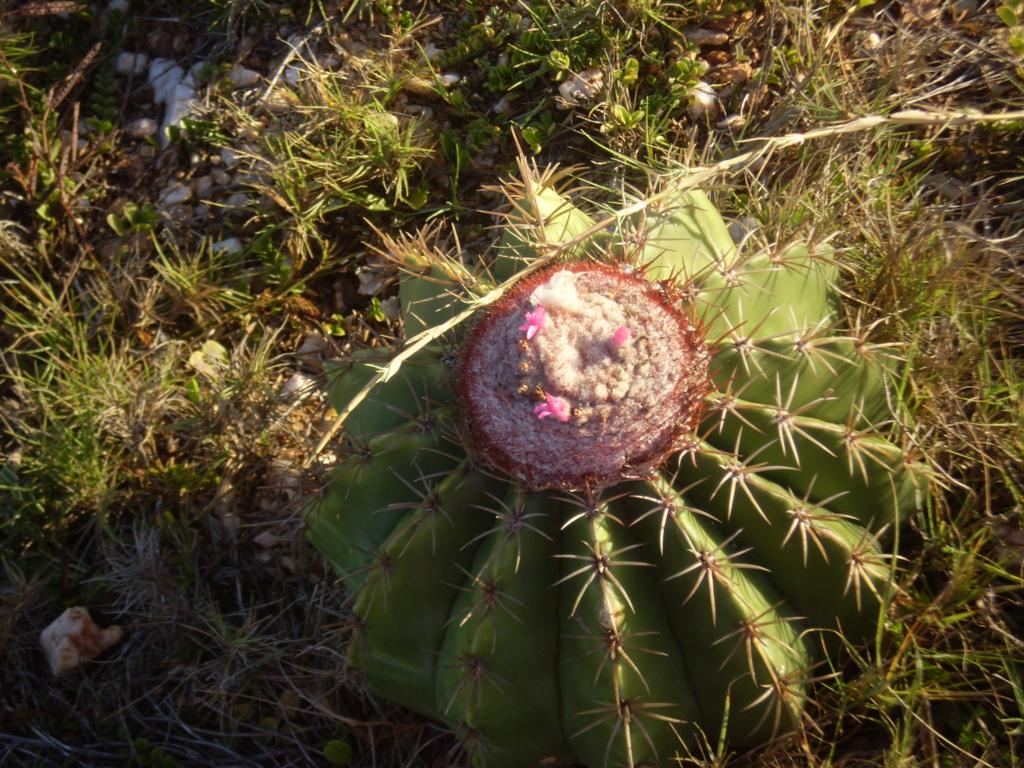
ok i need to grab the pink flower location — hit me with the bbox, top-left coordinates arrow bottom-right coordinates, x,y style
611,325 -> 631,349
533,394 -> 571,423
518,305 -> 547,341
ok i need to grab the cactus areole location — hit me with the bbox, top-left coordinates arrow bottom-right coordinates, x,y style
459,263 -> 710,490
308,183 -> 920,768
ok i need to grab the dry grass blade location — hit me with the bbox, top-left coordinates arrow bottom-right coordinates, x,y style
45,41 -> 100,112
0,2 -> 85,19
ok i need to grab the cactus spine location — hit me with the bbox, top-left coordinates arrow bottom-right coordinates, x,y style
308,169 -> 921,767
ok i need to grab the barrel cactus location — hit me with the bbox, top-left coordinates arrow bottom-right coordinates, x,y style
308,169 -> 922,767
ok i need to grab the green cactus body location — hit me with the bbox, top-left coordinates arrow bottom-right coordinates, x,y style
308,180 -> 921,767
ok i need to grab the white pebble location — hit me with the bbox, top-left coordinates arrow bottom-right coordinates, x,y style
494,95 -> 514,115
295,333 -> 328,372
254,529 -> 286,548
158,181 -> 192,206
115,52 -> 149,76
861,32 -> 883,52
211,237 -> 243,255
123,117 -> 158,139
220,147 -> 241,168
380,296 -> 401,321
149,58 -> 186,108
557,68 -> 603,107
148,58 -> 197,147
191,175 -> 213,198
688,81 -> 717,120
440,73 -> 461,87
296,333 -> 327,358
280,372 -> 317,400
40,608 -> 123,676
227,65 -> 260,88
686,28 -> 729,46
405,104 -> 434,120
356,266 -> 390,296
318,53 -> 342,70
728,216 -> 760,245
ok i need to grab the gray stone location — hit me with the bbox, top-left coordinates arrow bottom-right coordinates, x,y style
122,118 -> 157,140
227,66 -> 261,88
158,181 -> 192,206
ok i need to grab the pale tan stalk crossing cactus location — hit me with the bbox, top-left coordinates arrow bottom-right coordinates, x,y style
308,167 -> 922,767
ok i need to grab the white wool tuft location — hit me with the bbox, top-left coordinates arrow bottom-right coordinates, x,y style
530,270 -> 580,313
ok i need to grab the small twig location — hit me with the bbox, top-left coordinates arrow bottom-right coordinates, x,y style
257,21 -> 328,106
306,107 -> 1024,466
69,101 -> 79,166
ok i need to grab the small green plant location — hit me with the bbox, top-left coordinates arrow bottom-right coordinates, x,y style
520,110 -> 557,154
308,168 -> 923,766
106,201 -> 161,237
998,0 -> 1024,55
230,52 -> 438,269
